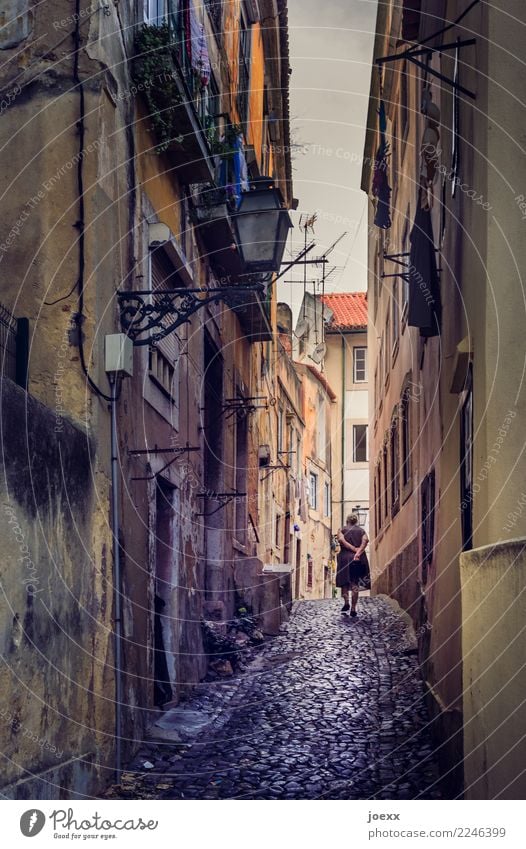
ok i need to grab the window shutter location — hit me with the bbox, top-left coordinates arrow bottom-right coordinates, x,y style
150,248 -> 182,364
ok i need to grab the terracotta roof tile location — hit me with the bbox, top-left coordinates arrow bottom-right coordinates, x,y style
320,292 -> 368,330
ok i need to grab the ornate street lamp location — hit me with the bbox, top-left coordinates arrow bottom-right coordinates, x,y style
233,177 -> 293,274
118,178 -> 293,346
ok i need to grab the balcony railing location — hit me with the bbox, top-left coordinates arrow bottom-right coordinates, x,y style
133,15 -> 218,182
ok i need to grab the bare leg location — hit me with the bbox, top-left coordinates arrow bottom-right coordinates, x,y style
350,583 -> 359,614
341,586 -> 350,611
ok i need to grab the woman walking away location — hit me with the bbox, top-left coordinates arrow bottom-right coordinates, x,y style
336,514 -> 369,617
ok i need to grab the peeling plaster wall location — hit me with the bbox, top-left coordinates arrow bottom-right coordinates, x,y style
0,379 -> 114,799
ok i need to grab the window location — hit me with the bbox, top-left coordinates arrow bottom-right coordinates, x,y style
274,509 -> 282,549
204,335 -> 223,494
353,347 -> 367,383
309,472 -> 318,510
376,463 -> 383,533
307,555 -> 313,589
401,211 -> 410,319
324,481 -> 330,517
144,0 -> 167,25
353,424 -> 368,463
378,335 -> 384,393
295,430 -> 301,476
401,388 -> 411,488
390,411 -> 400,515
400,60 -> 409,141
317,396 -> 326,462
148,246 -> 182,404
149,348 -> 176,400
277,406 -> 284,453
373,473 -> 379,535
202,73 -> 221,145
451,43 -> 460,198
384,315 -> 390,382
288,424 -> 295,474
421,469 -> 436,583
392,279 -> 399,353
383,443 -> 389,521
234,411 -> 248,545
237,6 -> 251,128
460,365 -> 473,551
391,117 -> 398,188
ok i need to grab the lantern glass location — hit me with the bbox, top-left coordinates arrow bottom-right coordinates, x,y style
234,180 -> 293,273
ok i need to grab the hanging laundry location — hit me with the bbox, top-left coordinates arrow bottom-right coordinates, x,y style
217,134 -> 248,207
188,1 -> 210,87
419,86 -> 441,210
372,100 -> 392,229
232,135 -> 249,208
407,198 -> 441,338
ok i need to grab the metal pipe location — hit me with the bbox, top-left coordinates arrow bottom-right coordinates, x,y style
109,374 -> 123,782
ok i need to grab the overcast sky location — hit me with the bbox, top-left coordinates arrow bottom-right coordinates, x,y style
278,0 -> 378,315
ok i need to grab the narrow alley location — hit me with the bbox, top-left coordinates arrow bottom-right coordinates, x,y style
108,597 -> 441,801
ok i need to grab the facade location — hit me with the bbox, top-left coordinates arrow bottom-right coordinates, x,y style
362,0 -> 526,798
322,292 -> 369,538
276,303 -> 334,601
0,0 -> 295,798
295,362 -> 334,600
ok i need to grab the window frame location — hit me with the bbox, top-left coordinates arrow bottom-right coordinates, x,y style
323,481 -> 330,518
144,0 -> 168,26
274,506 -> 283,551
353,346 -> 368,383
234,409 -> 249,548
237,5 -> 252,129
460,365 -> 473,551
307,555 -> 314,589
390,409 -> 400,517
400,385 -> 412,498
421,468 -> 436,583
392,278 -> 400,356
382,441 -> 389,523
309,471 -> 318,511
352,423 -> 368,464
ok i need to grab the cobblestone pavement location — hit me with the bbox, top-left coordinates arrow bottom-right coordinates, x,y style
111,596 -> 442,800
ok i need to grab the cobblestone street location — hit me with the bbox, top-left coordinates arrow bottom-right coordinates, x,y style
110,596 -> 442,801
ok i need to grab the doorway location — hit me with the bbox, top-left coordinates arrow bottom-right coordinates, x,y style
153,478 -> 178,707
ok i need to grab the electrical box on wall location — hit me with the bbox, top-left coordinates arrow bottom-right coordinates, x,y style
105,334 -> 134,377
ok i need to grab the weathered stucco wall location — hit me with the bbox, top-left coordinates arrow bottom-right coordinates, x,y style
461,539 -> 526,799
0,378 -> 114,798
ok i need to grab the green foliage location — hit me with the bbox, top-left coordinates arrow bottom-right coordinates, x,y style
206,122 -> 244,158
132,24 -> 184,154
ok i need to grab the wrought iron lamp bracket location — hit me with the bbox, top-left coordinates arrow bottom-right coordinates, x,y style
117,284 -> 265,347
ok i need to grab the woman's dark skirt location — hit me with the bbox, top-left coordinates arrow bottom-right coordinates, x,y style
335,553 -> 369,587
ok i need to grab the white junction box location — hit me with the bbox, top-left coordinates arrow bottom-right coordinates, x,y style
105,334 -> 134,377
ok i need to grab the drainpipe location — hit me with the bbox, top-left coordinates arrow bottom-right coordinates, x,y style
105,334 -> 133,783
341,335 -> 346,529
109,373 -> 123,783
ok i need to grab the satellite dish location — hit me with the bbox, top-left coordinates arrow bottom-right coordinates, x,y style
294,319 -> 309,339
309,343 -> 327,364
